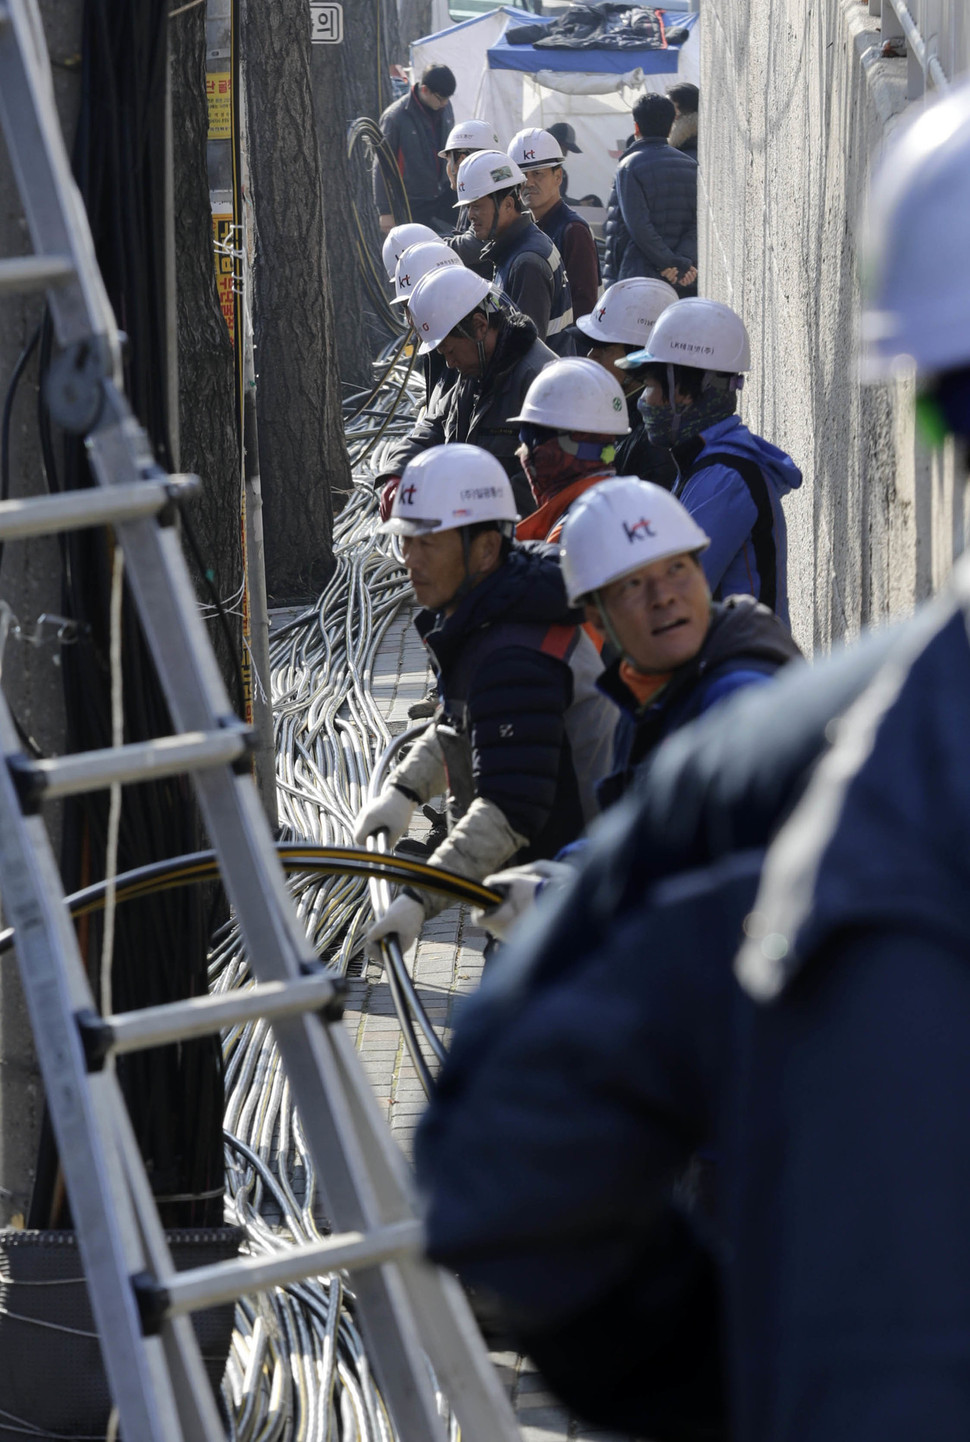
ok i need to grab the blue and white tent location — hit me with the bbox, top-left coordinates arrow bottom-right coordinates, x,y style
411,7 -> 699,209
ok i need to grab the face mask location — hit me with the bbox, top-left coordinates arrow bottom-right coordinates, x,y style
639,397 -> 679,448
639,383 -> 739,447
518,433 -> 612,505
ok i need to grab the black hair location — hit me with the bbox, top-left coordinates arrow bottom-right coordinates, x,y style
632,92 -> 676,139
421,64 -> 456,98
668,82 -> 699,114
465,519 -> 513,563
641,362 -> 738,405
493,184 -> 524,213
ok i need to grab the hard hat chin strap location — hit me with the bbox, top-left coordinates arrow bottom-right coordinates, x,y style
485,193 -> 502,245
453,311 -> 489,377
666,363 -> 684,438
592,588 -> 629,662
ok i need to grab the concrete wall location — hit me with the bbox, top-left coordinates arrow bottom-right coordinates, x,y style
699,0 -> 966,655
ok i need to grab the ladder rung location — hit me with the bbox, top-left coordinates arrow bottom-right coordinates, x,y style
0,476 -> 198,541
9,725 -> 251,806
76,972 -> 346,1066
134,1220 -> 426,1330
0,253 -> 74,294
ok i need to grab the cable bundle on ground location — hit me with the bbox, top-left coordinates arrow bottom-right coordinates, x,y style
211,348 -> 448,1439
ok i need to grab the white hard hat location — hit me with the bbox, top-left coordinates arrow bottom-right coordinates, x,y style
439,118 -> 499,157
861,81 -> 970,381
455,150 -> 526,206
380,445 -> 519,536
576,278 -> 678,347
391,241 -> 462,305
560,476 -> 710,605
508,357 -> 631,435
507,127 -> 564,172
406,266 -> 497,353
382,223 -> 439,281
623,298 -> 751,373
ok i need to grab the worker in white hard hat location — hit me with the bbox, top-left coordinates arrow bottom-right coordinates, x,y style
575,277 -> 679,487
416,80 -> 970,1442
559,476 -> 799,809
508,357 -> 629,543
508,127 -> 600,318
389,239 -> 464,406
476,474 -> 799,937
355,445 -> 616,959
389,240 -> 462,308
437,117 -> 502,268
376,265 -> 555,517
381,222 -> 440,283
439,117 -> 500,192
455,149 -> 575,354
618,296 -> 802,626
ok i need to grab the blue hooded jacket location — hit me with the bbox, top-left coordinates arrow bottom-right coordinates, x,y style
671,417 -> 802,628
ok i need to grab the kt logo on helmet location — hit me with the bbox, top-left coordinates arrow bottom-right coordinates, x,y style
400,484 -> 417,505
524,148 -> 536,160
595,305 -> 607,321
623,517 -> 657,541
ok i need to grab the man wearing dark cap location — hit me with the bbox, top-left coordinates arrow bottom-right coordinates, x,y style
547,122 -> 586,204
375,64 -> 457,235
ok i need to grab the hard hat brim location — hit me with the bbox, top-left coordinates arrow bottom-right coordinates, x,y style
615,346 -> 655,371
378,515 -> 443,537
566,541 -> 712,607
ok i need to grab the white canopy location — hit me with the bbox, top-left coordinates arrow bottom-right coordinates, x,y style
411,8 -> 700,208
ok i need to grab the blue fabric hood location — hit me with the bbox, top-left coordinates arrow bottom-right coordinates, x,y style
692,416 -> 802,498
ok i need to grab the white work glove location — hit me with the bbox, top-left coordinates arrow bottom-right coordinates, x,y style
365,892 -> 426,960
475,859 -> 574,940
353,785 -> 415,848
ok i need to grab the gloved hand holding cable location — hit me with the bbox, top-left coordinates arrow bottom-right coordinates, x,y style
474,858 -> 574,940
360,444 -> 612,960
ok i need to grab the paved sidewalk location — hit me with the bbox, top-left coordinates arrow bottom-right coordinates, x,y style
341,602 -> 640,1442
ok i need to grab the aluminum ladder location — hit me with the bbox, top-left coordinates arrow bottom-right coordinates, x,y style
0,1 -> 521,1437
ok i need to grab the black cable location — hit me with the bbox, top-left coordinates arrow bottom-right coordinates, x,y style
178,505 -> 245,718
0,325 -> 41,577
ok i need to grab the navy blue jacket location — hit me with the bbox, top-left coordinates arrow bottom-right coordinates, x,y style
416,544 -> 592,859
416,590 -> 934,1439
671,418 -> 803,627
596,595 -> 802,810
604,136 -> 697,284
537,198 -> 600,319
726,565 -> 970,1442
482,215 -> 575,354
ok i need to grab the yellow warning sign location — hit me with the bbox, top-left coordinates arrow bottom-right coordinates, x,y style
206,71 -> 231,140
212,213 -> 237,345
